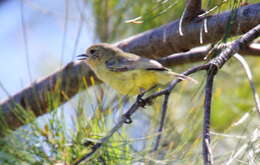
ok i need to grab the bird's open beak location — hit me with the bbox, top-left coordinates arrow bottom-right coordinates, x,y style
77,54 -> 88,61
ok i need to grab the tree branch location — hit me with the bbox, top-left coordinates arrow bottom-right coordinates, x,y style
153,92 -> 170,152
116,3 -> 260,57
234,54 -> 260,117
0,3 -> 259,134
203,67 -> 216,165
158,43 -> 260,66
201,23 -> 260,165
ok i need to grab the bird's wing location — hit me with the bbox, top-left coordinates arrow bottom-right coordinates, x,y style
105,53 -> 197,83
105,53 -> 167,72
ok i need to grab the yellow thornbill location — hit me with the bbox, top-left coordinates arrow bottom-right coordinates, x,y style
78,43 -> 196,95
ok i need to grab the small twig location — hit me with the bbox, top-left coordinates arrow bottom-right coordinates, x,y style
203,65 -> 217,165
210,131 -> 246,139
198,0 -> 229,18
20,0 -> 33,83
232,112 -> 250,127
226,144 -> 248,165
151,65 -> 210,152
198,5 -> 218,18
234,54 -> 260,117
153,92 -> 170,151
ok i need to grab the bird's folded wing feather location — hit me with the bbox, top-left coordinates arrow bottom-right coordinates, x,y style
105,53 -> 197,83
105,53 -> 167,72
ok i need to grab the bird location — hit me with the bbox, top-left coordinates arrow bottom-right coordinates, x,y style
78,43 -> 195,96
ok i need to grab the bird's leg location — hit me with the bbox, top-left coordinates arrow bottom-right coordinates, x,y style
123,90 -> 147,124
137,93 -> 146,107
124,86 -> 158,124
136,88 -> 148,108
137,85 -> 157,107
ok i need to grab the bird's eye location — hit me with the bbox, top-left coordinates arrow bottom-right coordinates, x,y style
89,49 -> 96,54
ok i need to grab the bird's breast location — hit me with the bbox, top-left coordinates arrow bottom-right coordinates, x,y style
94,68 -> 159,95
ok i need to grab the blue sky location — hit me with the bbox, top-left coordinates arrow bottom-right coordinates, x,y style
0,0 -> 95,100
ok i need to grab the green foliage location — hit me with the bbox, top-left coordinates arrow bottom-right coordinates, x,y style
89,0 -> 187,42
0,83 -> 133,164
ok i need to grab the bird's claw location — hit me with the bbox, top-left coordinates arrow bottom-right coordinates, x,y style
137,94 -> 146,107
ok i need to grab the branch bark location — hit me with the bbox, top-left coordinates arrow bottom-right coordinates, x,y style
116,3 -> 260,58
0,3 -> 259,134
158,43 -> 260,66
0,62 -> 100,133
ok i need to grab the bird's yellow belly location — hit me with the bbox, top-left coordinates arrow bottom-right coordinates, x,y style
97,69 -> 158,95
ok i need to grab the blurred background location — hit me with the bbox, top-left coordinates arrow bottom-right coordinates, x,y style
0,0 -> 95,99
0,0 -> 259,164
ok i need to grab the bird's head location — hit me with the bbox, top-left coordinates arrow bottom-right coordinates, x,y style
78,43 -> 121,66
